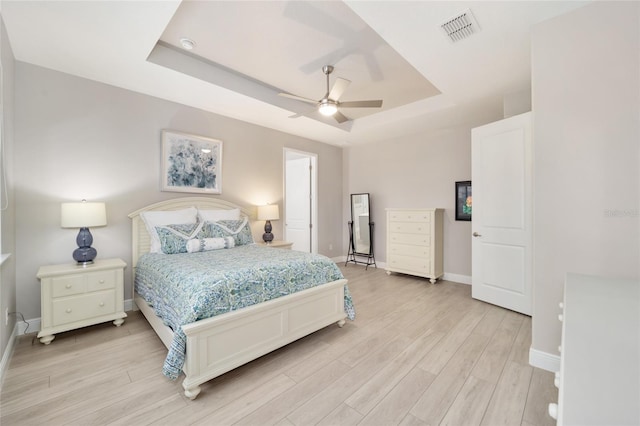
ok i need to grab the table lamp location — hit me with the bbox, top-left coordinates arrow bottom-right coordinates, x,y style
257,204 -> 279,244
61,200 -> 107,265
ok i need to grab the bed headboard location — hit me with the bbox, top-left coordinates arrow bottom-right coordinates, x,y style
128,197 -> 255,268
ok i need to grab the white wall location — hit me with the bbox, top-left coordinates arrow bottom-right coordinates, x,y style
531,1 -> 639,358
344,123 -> 502,278
0,13 -> 16,365
14,63 -> 344,321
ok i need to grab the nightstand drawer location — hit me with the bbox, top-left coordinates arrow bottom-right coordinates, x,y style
86,270 -> 117,292
52,290 -> 116,326
51,275 -> 85,298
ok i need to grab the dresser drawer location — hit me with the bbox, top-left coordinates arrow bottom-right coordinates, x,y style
389,222 -> 430,234
52,290 -> 116,326
388,210 -> 431,223
388,232 -> 432,246
388,243 -> 431,258
51,275 -> 85,298
388,255 -> 431,273
86,270 -> 117,292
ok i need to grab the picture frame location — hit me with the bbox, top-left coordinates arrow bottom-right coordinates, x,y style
455,180 -> 472,221
161,130 -> 223,194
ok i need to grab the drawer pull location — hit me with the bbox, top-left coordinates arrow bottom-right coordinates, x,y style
554,372 -> 560,388
66,308 -> 72,313
99,280 -> 105,284
65,284 -> 72,289
548,403 -> 558,420
559,302 -> 564,309
558,314 -> 563,322
99,302 -> 105,307
558,345 -> 562,353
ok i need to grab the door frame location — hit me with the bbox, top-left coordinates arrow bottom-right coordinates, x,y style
283,148 -> 318,254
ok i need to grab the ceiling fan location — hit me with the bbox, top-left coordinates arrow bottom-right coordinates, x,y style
278,65 -> 383,123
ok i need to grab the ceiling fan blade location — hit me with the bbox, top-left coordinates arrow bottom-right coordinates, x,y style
339,100 -> 383,108
328,78 -> 351,101
278,92 -> 318,105
334,111 -> 350,124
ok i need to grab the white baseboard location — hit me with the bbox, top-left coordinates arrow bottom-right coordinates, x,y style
335,259 -> 471,285
442,273 -> 472,285
0,323 -> 18,389
529,347 -> 560,372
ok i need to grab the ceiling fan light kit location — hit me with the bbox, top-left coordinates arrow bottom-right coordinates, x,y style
278,65 -> 383,123
318,100 -> 338,116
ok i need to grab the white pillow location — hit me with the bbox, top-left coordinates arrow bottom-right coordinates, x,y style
197,208 -> 240,222
185,236 -> 235,253
140,207 -> 198,253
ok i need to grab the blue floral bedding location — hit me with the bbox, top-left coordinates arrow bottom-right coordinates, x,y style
135,244 -> 355,379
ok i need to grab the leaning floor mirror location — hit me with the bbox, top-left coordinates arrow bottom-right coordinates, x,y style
345,193 -> 376,269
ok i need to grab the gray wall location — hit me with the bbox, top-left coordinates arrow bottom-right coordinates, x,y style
531,1 -> 639,356
0,15 -> 16,363
344,123 -> 501,278
13,63 -> 344,321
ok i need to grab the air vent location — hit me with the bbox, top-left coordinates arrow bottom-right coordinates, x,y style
441,9 -> 480,42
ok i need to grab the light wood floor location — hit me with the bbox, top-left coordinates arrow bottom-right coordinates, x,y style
1,265 -> 557,426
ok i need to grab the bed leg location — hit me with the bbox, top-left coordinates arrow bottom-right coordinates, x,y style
184,384 -> 201,400
337,319 -> 346,328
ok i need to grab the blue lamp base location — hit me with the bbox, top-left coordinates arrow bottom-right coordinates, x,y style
262,220 -> 274,244
73,227 -> 97,266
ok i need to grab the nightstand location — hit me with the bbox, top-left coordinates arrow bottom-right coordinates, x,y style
36,258 -> 127,344
257,240 -> 293,249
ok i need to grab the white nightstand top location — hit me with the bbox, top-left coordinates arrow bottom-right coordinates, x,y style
37,258 -> 127,278
256,241 -> 293,249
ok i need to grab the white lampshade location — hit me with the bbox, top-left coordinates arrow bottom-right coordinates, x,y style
61,202 -> 107,228
257,204 -> 279,221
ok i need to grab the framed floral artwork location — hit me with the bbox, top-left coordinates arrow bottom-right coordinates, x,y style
161,130 -> 222,194
455,180 -> 472,221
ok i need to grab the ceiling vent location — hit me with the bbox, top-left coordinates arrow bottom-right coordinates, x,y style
441,9 -> 480,43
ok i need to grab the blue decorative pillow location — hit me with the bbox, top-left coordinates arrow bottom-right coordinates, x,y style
155,222 -> 206,254
202,216 -> 254,246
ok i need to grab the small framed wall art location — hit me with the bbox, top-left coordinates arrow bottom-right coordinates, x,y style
455,180 -> 472,221
161,130 -> 223,194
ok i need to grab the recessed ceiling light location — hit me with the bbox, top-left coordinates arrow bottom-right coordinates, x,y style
179,37 -> 196,50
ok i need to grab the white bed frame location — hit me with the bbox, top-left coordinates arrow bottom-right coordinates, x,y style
128,197 -> 347,400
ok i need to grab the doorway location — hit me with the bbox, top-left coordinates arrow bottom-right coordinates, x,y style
284,148 -> 317,253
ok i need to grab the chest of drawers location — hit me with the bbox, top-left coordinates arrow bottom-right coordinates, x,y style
36,258 -> 127,344
549,273 -> 639,425
385,208 -> 444,283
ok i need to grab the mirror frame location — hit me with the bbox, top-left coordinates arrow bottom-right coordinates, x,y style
350,193 -> 371,255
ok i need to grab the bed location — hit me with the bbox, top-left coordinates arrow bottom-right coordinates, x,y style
128,197 -> 353,400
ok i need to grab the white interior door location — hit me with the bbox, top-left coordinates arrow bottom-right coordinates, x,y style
471,112 -> 532,315
284,149 -> 317,253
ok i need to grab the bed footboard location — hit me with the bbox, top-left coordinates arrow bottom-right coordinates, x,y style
136,279 -> 347,400
179,278 -> 347,399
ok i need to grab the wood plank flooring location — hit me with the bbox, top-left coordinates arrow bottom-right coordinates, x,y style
0,265 -> 557,425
